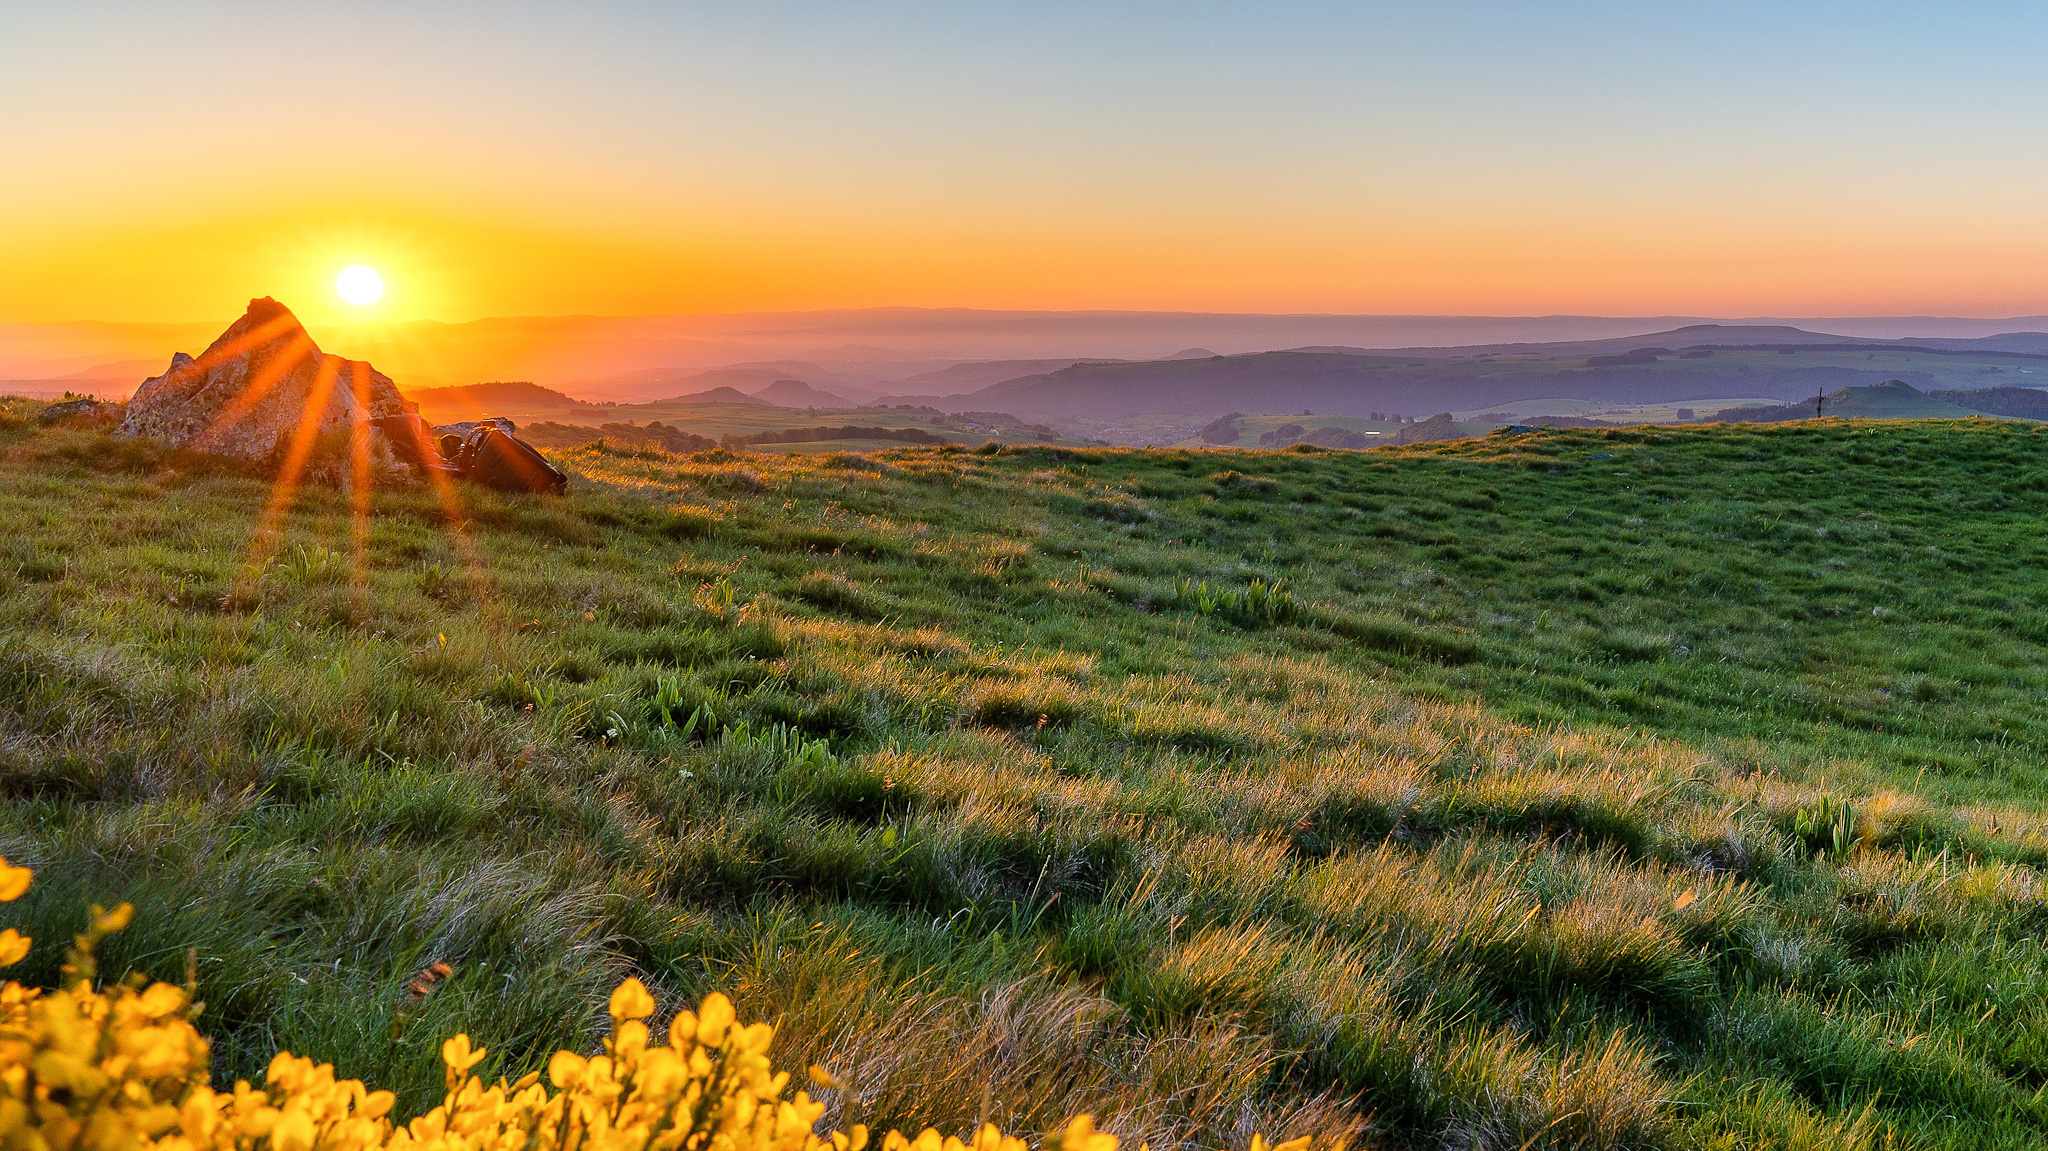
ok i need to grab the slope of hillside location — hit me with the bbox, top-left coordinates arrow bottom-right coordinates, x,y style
1708,380 -> 2003,423
8,403 -> 2048,1149
665,385 -> 773,405
1931,385 -> 2048,419
754,378 -> 852,407
606,364 -> 863,404
405,380 -> 592,421
873,358 -> 1112,400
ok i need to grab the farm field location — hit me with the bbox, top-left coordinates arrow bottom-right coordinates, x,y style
8,402 -> 2048,1149
1179,414 -> 1409,447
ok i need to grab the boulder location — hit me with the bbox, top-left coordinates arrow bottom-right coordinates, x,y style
113,300 -> 567,494
448,425 -> 568,495
1391,412 -> 1469,446
118,297 -> 408,462
371,413 -> 462,477
37,398 -> 125,426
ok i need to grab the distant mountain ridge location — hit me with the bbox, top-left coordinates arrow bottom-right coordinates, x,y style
16,309 -> 2048,390
889,327 -> 2048,422
1280,324 -> 2048,361
19,313 -> 2048,429
874,358 -> 1123,398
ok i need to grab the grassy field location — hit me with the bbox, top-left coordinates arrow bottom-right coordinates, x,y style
7,400 -> 2048,1149
1177,414 -> 1408,447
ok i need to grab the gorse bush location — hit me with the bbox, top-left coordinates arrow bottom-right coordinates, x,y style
0,856 -> 1291,1151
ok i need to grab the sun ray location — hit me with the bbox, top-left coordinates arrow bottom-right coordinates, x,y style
192,330 -> 319,452
380,411 -> 503,641
138,309 -> 304,449
240,353 -> 342,576
346,362 -> 375,606
183,312 -> 303,374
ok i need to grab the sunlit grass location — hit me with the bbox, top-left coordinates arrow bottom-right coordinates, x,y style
7,402 -> 2048,1147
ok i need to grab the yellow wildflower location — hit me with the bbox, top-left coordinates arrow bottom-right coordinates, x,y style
441,1035 -> 487,1091
89,902 -> 134,934
0,858 -> 1314,1151
0,859 -> 28,902
608,978 -> 656,1021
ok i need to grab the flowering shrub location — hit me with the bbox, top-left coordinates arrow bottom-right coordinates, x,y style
0,857 -> 1307,1151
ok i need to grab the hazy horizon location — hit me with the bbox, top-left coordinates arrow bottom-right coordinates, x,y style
11,303 -> 2048,400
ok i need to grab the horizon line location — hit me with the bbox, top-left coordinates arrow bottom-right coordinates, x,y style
13,306 -> 2048,330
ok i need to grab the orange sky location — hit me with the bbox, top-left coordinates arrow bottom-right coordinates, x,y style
5,4 -> 2047,325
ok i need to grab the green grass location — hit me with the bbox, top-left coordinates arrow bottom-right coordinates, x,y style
8,399 -> 2048,1149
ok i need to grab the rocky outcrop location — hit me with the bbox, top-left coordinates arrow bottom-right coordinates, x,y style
1391,412 -> 1469,446
113,297 -> 567,493
118,298 -> 408,462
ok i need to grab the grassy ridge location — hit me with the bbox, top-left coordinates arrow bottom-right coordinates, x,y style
6,401 -> 2048,1149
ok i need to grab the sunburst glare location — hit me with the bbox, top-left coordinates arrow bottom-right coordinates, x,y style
335,264 -> 385,306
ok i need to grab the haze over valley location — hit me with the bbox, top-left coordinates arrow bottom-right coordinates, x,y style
13,310 -> 2048,448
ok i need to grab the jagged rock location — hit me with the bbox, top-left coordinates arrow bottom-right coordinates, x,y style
118,298 -> 408,462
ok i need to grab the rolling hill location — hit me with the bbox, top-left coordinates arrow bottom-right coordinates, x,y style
752,378 -> 852,407
1930,385 -> 2048,419
403,380 -> 594,421
614,364 -> 858,403
919,329 -> 2048,423
873,358 -> 1117,397
663,385 -> 772,405
1707,379 -> 2001,423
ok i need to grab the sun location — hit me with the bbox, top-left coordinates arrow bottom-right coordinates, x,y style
335,264 -> 385,306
